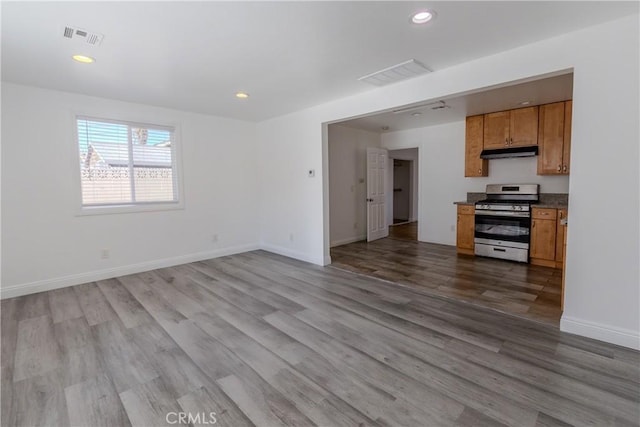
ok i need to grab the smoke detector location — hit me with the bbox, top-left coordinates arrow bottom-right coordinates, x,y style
62,26 -> 104,46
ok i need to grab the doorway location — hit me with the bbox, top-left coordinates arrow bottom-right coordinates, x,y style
392,159 -> 411,224
387,148 -> 418,241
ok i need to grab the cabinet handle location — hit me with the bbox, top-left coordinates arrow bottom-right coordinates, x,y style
559,211 -> 563,219
533,221 -> 536,228
557,165 -> 562,172
505,138 -> 509,146
563,165 -> 567,172
510,138 -> 513,146
478,168 -> 481,174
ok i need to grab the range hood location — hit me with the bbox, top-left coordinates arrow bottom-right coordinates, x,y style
480,145 -> 538,159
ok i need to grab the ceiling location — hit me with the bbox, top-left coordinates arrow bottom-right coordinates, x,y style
338,73 -> 574,133
2,2 -> 637,122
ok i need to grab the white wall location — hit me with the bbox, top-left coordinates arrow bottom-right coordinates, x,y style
328,125 -> 380,246
382,121 -> 569,245
256,15 -> 640,349
1,83 -> 259,297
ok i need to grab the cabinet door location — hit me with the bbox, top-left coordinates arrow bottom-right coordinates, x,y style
457,213 -> 475,250
556,209 -> 567,263
483,111 -> 510,149
531,218 -> 557,260
562,100 -> 572,174
537,102 -> 565,175
465,115 -> 488,177
509,106 -> 539,147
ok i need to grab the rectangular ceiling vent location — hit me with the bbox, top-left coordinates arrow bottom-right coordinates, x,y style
358,59 -> 431,86
62,26 -> 104,46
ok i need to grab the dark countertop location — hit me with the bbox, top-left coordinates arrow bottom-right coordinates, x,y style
454,201 -> 568,208
454,192 -> 568,209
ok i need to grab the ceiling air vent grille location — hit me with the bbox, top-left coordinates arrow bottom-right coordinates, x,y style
358,59 -> 431,86
62,26 -> 104,46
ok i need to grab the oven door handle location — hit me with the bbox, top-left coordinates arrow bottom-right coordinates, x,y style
475,211 -> 531,218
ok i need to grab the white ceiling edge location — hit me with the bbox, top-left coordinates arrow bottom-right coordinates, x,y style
335,71 -> 574,134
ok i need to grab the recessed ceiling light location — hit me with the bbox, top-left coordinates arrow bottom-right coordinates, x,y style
381,126 -> 390,131
411,112 -> 422,117
411,10 -> 436,25
235,92 -> 249,99
72,54 -> 95,64
519,100 -> 532,106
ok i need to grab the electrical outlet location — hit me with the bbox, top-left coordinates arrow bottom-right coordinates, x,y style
211,234 -> 218,243
101,248 -> 110,259
450,225 -> 455,232
289,233 -> 294,242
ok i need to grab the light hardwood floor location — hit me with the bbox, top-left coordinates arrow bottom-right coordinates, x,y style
2,250 -> 639,426
331,238 -> 563,325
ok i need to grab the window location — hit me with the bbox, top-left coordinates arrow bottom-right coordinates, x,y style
76,116 -> 179,209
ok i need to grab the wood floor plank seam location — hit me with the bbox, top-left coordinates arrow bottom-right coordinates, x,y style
2,250 -> 638,427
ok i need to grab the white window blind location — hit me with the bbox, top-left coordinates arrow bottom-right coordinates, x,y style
77,117 -> 178,207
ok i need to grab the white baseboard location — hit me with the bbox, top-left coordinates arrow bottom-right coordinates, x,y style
259,243 -> 325,266
0,243 -> 260,300
330,235 -> 366,248
560,315 -> 640,350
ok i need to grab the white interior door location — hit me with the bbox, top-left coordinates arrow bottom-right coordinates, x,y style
366,147 -> 389,242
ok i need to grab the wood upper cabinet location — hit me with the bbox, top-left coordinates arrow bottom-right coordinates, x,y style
483,106 -> 538,149
509,106 -> 539,147
456,205 -> 475,255
483,111 -> 511,149
538,100 -> 572,175
530,208 -> 557,262
563,101 -> 572,174
465,115 -> 488,177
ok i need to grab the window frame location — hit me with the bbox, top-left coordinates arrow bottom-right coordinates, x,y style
72,114 -> 185,216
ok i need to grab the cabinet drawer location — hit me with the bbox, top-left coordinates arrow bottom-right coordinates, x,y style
457,205 -> 475,215
532,208 -> 556,219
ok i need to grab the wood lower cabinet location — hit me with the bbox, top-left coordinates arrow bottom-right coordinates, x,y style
530,209 -> 557,266
456,205 -> 475,255
555,208 -> 568,265
465,115 -> 488,177
530,207 -> 568,268
483,106 -> 538,149
538,100 -> 572,175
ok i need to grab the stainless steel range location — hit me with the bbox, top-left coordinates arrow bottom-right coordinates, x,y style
474,184 -> 539,262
